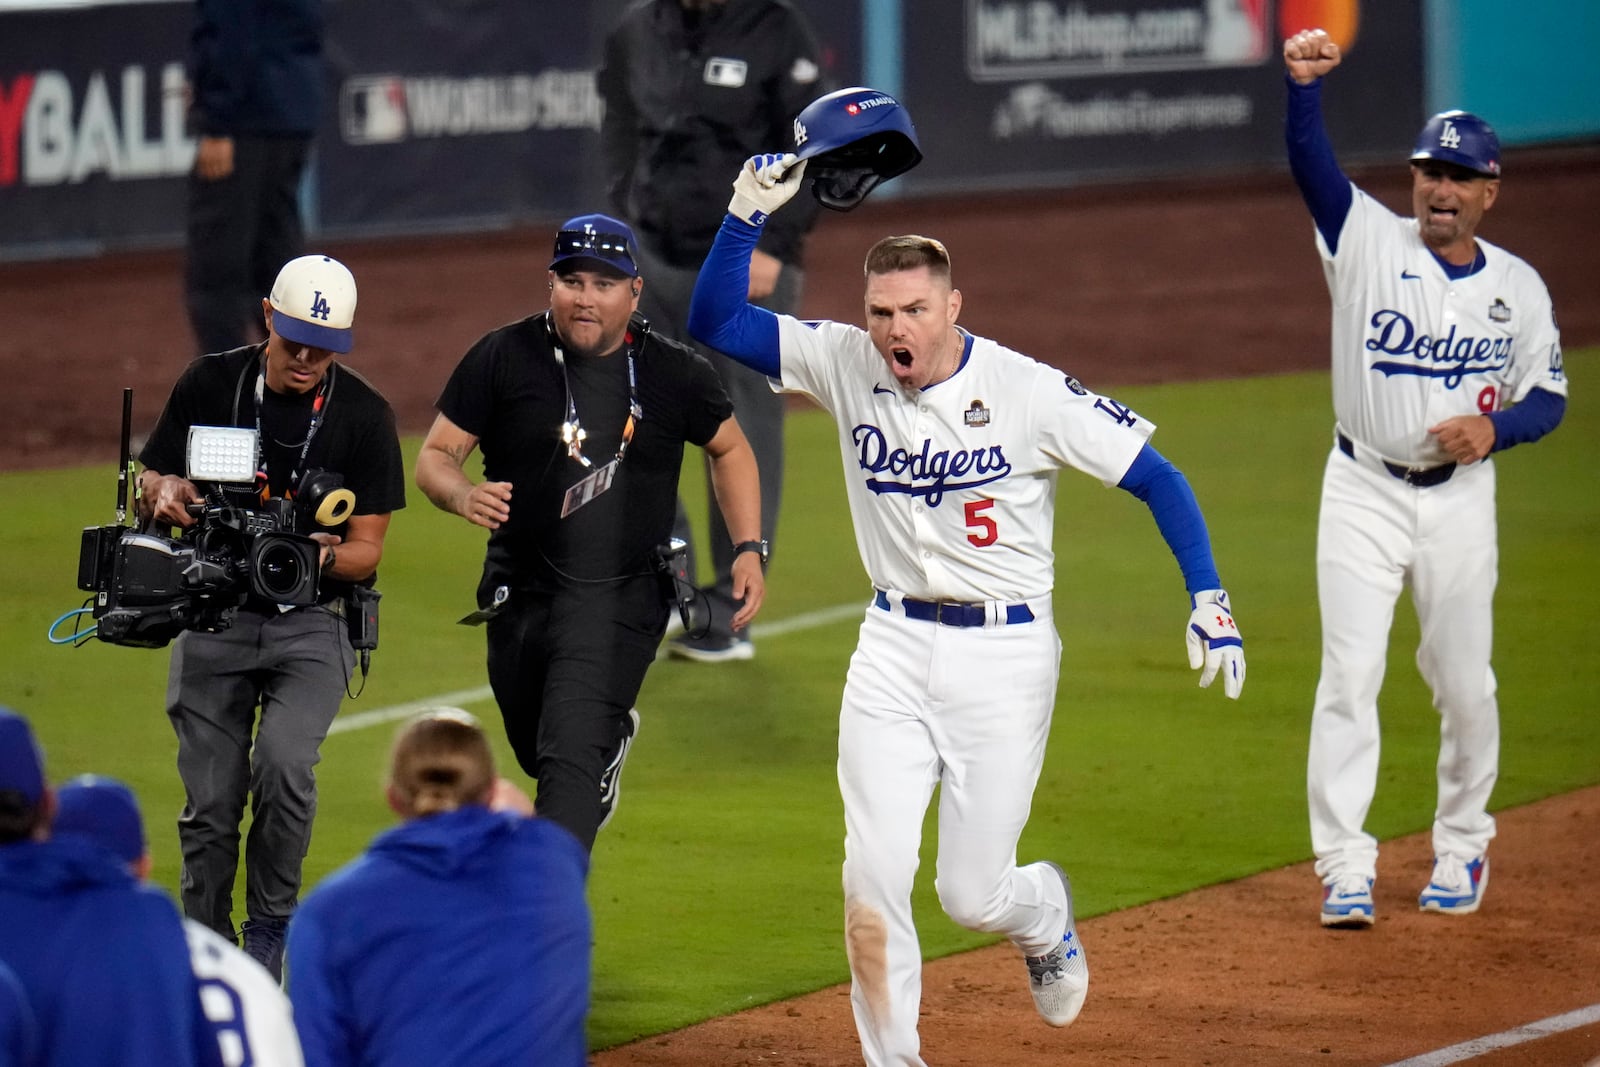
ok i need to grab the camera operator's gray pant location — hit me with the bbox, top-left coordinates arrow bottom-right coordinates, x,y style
165,605 -> 352,940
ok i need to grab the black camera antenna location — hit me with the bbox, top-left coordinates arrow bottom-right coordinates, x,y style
115,387 -> 134,524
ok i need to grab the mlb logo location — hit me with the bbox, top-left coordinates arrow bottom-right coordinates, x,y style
341,77 -> 408,145
704,57 -> 748,88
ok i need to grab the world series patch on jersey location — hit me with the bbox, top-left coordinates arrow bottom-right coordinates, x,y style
1320,187 -> 1566,465
773,317 -> 1153,603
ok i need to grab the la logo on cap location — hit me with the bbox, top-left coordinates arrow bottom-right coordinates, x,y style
270,255 -> 357,353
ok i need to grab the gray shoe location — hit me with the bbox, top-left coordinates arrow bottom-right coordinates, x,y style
665,632 -> 754,663
1025,862 -> 1089,1027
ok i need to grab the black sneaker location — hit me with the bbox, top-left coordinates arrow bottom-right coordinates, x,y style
241,917 -> 289,983
597,708 -> 640,832
665,632 -> 754,663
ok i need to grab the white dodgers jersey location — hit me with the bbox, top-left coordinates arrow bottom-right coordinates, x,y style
775,317 -> 1153,602
184,920 -> 305,1067
1320,187 -> 1567,464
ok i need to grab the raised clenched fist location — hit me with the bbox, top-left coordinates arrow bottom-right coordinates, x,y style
1283,28 -> 1342,85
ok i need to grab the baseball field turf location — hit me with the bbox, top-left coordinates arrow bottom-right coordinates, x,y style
6,359 -> 1596,1050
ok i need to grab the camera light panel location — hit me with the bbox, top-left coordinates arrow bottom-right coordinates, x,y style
186,426 -> 259,483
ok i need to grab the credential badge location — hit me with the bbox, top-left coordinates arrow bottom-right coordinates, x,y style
963,401 -> 991,428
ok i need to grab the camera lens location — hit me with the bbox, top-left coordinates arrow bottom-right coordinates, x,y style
256,542 -> 307,599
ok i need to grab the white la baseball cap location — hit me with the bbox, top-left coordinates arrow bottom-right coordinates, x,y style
268,254 -> 357,353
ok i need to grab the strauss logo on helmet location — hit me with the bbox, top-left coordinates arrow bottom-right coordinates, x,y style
790,86 -> 923,211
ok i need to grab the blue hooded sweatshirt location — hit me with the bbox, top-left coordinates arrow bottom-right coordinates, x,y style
286,807 -> 591,1067
0,837 -> 222,1067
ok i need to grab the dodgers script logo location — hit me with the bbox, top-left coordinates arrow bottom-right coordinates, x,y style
852,425 -> 1011,507
1364,309 -> 1513,389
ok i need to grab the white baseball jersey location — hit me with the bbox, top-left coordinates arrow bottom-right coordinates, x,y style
184,920 -> 305,1067
1319,186 -> 1567,463
775,318 -> 1154,602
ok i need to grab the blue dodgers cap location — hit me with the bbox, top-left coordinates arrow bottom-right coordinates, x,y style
1410,110 -> 1501,177
53,775 -> 146,866
0,707 -> 45,808
268,255 -> 358,353
549,214 -> 639,278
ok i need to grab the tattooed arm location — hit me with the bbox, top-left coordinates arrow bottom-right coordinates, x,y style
415,413 -> 512,530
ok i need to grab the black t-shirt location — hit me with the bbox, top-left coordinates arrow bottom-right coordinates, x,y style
436,312 -> 732,586
139,344 -> 407,597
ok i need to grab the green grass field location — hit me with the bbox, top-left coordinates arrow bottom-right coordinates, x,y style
6,357 -> 1595,1049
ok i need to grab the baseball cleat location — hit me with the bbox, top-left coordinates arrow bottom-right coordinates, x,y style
1418,854 -> 1488,914
1025,862 -> 1089,1027
1320,873 -> 1376,928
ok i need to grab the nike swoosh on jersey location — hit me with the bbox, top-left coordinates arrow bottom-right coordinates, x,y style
1401,270 -> 1421,280
872,384 -> 894,395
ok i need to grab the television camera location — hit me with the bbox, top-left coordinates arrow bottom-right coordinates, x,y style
75,391 -> 355,648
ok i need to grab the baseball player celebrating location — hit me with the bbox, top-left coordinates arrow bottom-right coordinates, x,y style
1284,29 -> 1568,928
688,149 -> 1245,1065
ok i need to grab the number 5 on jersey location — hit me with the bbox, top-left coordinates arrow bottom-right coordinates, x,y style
965,498 -> 997,547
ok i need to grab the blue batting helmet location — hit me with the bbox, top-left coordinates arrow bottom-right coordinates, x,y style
1410,110 -> 1501,177
792,86 -> 923,211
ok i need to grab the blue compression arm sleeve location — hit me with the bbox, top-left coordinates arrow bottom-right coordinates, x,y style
1489,386 -> 1566,452
1286,77 -> 1354,254
687,216 -> 782,378
1118,443 -> 1222,594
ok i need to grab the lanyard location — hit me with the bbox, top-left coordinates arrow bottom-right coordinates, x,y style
253,365 -> 331,499
550,321 -> 642,470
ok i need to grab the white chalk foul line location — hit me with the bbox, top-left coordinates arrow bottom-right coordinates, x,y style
326,601 -> 869,738
1381,1002 -> 1600,1067
327,685 -> 495,736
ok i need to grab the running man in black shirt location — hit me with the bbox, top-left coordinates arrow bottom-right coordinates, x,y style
415,214 -> 767,851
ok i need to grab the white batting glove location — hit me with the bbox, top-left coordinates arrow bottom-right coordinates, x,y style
727,153 -> 807,226
1186,589 -> 1245,699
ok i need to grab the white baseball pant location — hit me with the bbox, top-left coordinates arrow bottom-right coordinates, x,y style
1308,447 -> 1500,882
839,596 -> 1070,1066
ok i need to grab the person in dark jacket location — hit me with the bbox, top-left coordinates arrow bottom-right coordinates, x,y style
598,0 -> 827,661
184,0 -> 325,354
285,709 -> 591,1067
0,707 -> 223,1067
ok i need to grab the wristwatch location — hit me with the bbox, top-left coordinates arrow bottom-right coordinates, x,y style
732,539 -> 770,568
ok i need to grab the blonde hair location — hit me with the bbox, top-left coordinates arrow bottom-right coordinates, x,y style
863,235 -> 952,282
387,709 -> 495,818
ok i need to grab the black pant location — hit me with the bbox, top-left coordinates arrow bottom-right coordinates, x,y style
185,134 -> 311,356
484,574 -> 664,851
635,236 -> 796,640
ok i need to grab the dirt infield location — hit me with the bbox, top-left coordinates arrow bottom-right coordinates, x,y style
4,145 -> 1597,1065
590,787 -> 1600,1067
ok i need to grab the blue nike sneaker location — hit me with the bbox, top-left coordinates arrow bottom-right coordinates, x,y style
1418,854 -> 1488,915
1320,873 -> 1375,928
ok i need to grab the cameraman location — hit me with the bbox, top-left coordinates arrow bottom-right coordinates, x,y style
137,254 -> 406,981
414,214 -> 766,853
